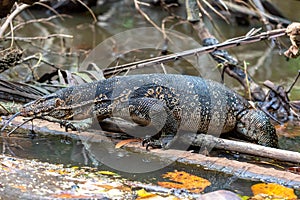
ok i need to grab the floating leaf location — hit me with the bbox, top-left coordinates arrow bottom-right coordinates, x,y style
115,139 -> 141,148
251,183 -> 297,199
158,170 -> 211,193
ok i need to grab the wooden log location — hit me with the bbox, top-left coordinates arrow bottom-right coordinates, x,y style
1,116 -> 300,189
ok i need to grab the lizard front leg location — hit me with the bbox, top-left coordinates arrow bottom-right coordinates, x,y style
126,98 -> 179,149
41,116 -> 93,132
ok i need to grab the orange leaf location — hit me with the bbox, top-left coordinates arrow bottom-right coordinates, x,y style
95,184 -> 114,190
115,139 -> 141,148
52,193 -> 89,199
12,185 -> 27,192
158,170 -> 211,193
251,183 -> 297,199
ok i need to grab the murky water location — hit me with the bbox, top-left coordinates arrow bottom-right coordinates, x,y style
1,1 -> 300,197
0,134 -> 261,196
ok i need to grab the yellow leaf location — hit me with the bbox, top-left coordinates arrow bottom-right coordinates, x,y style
71,166 -> 79,170
158,170 -> 211,193
251,183 -> 297,199
136,189 -> 156,198
97,170 -> 118,176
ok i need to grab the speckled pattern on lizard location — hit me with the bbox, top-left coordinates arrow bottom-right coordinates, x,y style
3,74 -> 278,148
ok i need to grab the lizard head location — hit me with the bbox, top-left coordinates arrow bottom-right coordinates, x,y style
236,109 -> 278,148
1,93 -> 68,133
20,94 -> 65,118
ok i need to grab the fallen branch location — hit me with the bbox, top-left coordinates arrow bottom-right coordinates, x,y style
1,116 -> 300,188
186,133 -> 300,164
103,27 -> 287,76
2,114 -> 300,164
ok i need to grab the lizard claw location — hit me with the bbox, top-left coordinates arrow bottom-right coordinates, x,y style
65,123 -> 78,132
142,135 -> 169,150
143,139 -> 163,151
59,121 -> 78,132
142,135 -> 175,150
142,136 -> 160,150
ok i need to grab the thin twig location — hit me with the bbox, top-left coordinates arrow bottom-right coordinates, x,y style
6,15 -> 71,36
252,0 -> 272,31
75,0 -> 97,24
1,34 -> 73,41
0,4 -> 30,38
286,70 -> 300,94
0,103 -> 10,114
134,0 -> 167,40
243,61 -> 251,100
220,1 -> 290,26
7,117 -> 35,137
33,1 -> 64,20
21,54 -> 60,69
103,28 -> 287,76
196,0 -> 212,21
202,0 -> 229,24
9,20 -> 14,48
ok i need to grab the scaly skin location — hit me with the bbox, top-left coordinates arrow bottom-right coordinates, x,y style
13,74 -> 278,148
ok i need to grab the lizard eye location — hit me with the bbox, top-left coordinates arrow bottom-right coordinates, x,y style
55,98 -> 64,107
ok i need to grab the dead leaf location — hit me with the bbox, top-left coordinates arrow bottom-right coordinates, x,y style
97,170 -> 119,176
12,184 -> 27,192
251,183 -> 297,200
115,138 -> 141,148
52,193 -> 90,199
94,184 -> 114,190
276,123 -> 300,138
287,167 -> 300,174
158,170 -> 211,193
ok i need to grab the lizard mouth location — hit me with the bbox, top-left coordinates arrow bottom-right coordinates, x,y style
20,94 -> 60,117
